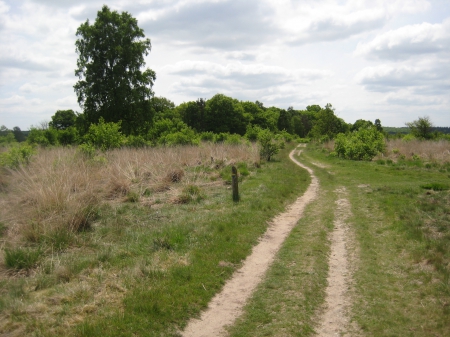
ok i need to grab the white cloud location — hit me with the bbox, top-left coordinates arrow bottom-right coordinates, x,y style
355,61 -> 450,93
355,19 -> 450,60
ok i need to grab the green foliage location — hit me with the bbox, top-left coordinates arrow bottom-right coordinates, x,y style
258,129 -> 280,161
78,143 -> 96,158
4,247 -> 42,269
406,116 -> 434,140
57,127 -> 79,145
0,130 -> 16,145
27,127 -> 59,146
148,119 -> 199,146
74,5 -> 156,135
334,127 -> 385,161
205,94 -> 250,135
50,110 -> 77,130
309,104 -> 348,139
83,117 -> 125,150
224,134 -> 244,145
0,143 -> 35,168
199,131 -> 215,142
245,124 -> 262,141
125,135 -> 148,148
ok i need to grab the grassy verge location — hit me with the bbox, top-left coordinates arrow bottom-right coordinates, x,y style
0,143 -> 309,336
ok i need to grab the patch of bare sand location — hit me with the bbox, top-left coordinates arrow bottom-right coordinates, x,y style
182,146 -> 319,337
315,187 -> 356,336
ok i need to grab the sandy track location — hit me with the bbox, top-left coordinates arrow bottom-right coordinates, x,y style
315,187 -> 353,336
182,146 -> 318,337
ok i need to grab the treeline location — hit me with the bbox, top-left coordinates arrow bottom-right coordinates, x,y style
1,94 -> 354,148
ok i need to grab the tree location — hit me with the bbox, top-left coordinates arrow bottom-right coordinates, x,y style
309,104 -> 347,139
406,116 -> 433,140
74,5 -> 156,135
50,110 -> 77,130
12,127 -> 26,142
204,94 -> 250,135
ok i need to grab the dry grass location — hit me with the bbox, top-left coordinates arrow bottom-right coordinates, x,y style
382,139 -> 450,162
0,143 -> 259,249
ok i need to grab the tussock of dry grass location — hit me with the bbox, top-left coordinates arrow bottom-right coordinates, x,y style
0,143 -> 259,248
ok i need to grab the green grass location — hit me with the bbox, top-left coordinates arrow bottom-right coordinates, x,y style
302,145 -> 450,336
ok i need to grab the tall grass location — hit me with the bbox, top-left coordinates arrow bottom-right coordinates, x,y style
0,143 -> 259,249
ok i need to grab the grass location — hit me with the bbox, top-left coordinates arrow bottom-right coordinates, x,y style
227,141 -> 449,336
0,142 -> 309,336
306,143 -> 449,335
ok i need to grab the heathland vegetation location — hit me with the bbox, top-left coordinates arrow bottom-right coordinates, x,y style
0,4 -> 449,336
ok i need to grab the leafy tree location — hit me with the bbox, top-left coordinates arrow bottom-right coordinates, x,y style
374,119 -> 383,133
351,119 -> 373,132
406,116 -> 433,140
49,110 -> 77,130
178,98 -> 206,132
12,127 -> 26,142
277,108 -> 293,133
205,94 -> 250,135
74,5 -> 156,135
309,104 -> 347,139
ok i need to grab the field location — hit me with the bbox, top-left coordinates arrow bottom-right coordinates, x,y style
1,140 -> 449,336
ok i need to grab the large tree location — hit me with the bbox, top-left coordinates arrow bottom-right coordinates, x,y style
74,5 -> 156,135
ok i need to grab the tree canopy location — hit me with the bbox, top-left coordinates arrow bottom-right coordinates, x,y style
74,5 -> 156,135
406,116 -> 433,139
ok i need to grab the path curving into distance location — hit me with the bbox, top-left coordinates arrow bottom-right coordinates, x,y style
182,145 -> 319,337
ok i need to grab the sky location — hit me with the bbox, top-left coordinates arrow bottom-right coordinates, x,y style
1,0 -> 449,130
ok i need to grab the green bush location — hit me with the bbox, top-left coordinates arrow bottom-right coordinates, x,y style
126,135 -> 148,148
57,127 -> 79,145
27,128 -> 59,147
334,127 -> 385,161
258,129 -> 280,161
0,144 -> 35,168
83,117 -> 125,150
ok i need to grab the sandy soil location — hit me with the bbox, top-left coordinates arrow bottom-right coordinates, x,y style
182,146 -> 318,337
315,187 -> 353,336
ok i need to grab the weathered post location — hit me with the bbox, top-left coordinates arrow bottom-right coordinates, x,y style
231,166 -> 239,202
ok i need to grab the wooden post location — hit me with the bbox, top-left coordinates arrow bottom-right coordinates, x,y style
231,166 -> 239,202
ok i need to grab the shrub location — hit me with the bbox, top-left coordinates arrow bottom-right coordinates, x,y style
0,143 -> 35,168
225,134 -> 243,145
83,117 -> 125,151
334,127 -> 385,161
126,135 -> 148,148
258,129 -> 280,161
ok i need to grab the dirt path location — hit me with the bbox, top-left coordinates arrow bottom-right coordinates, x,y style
182,146 -> 319,337
315,187 -> 354,336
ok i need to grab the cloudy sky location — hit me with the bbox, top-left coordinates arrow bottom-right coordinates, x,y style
1,0 -> 449,130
